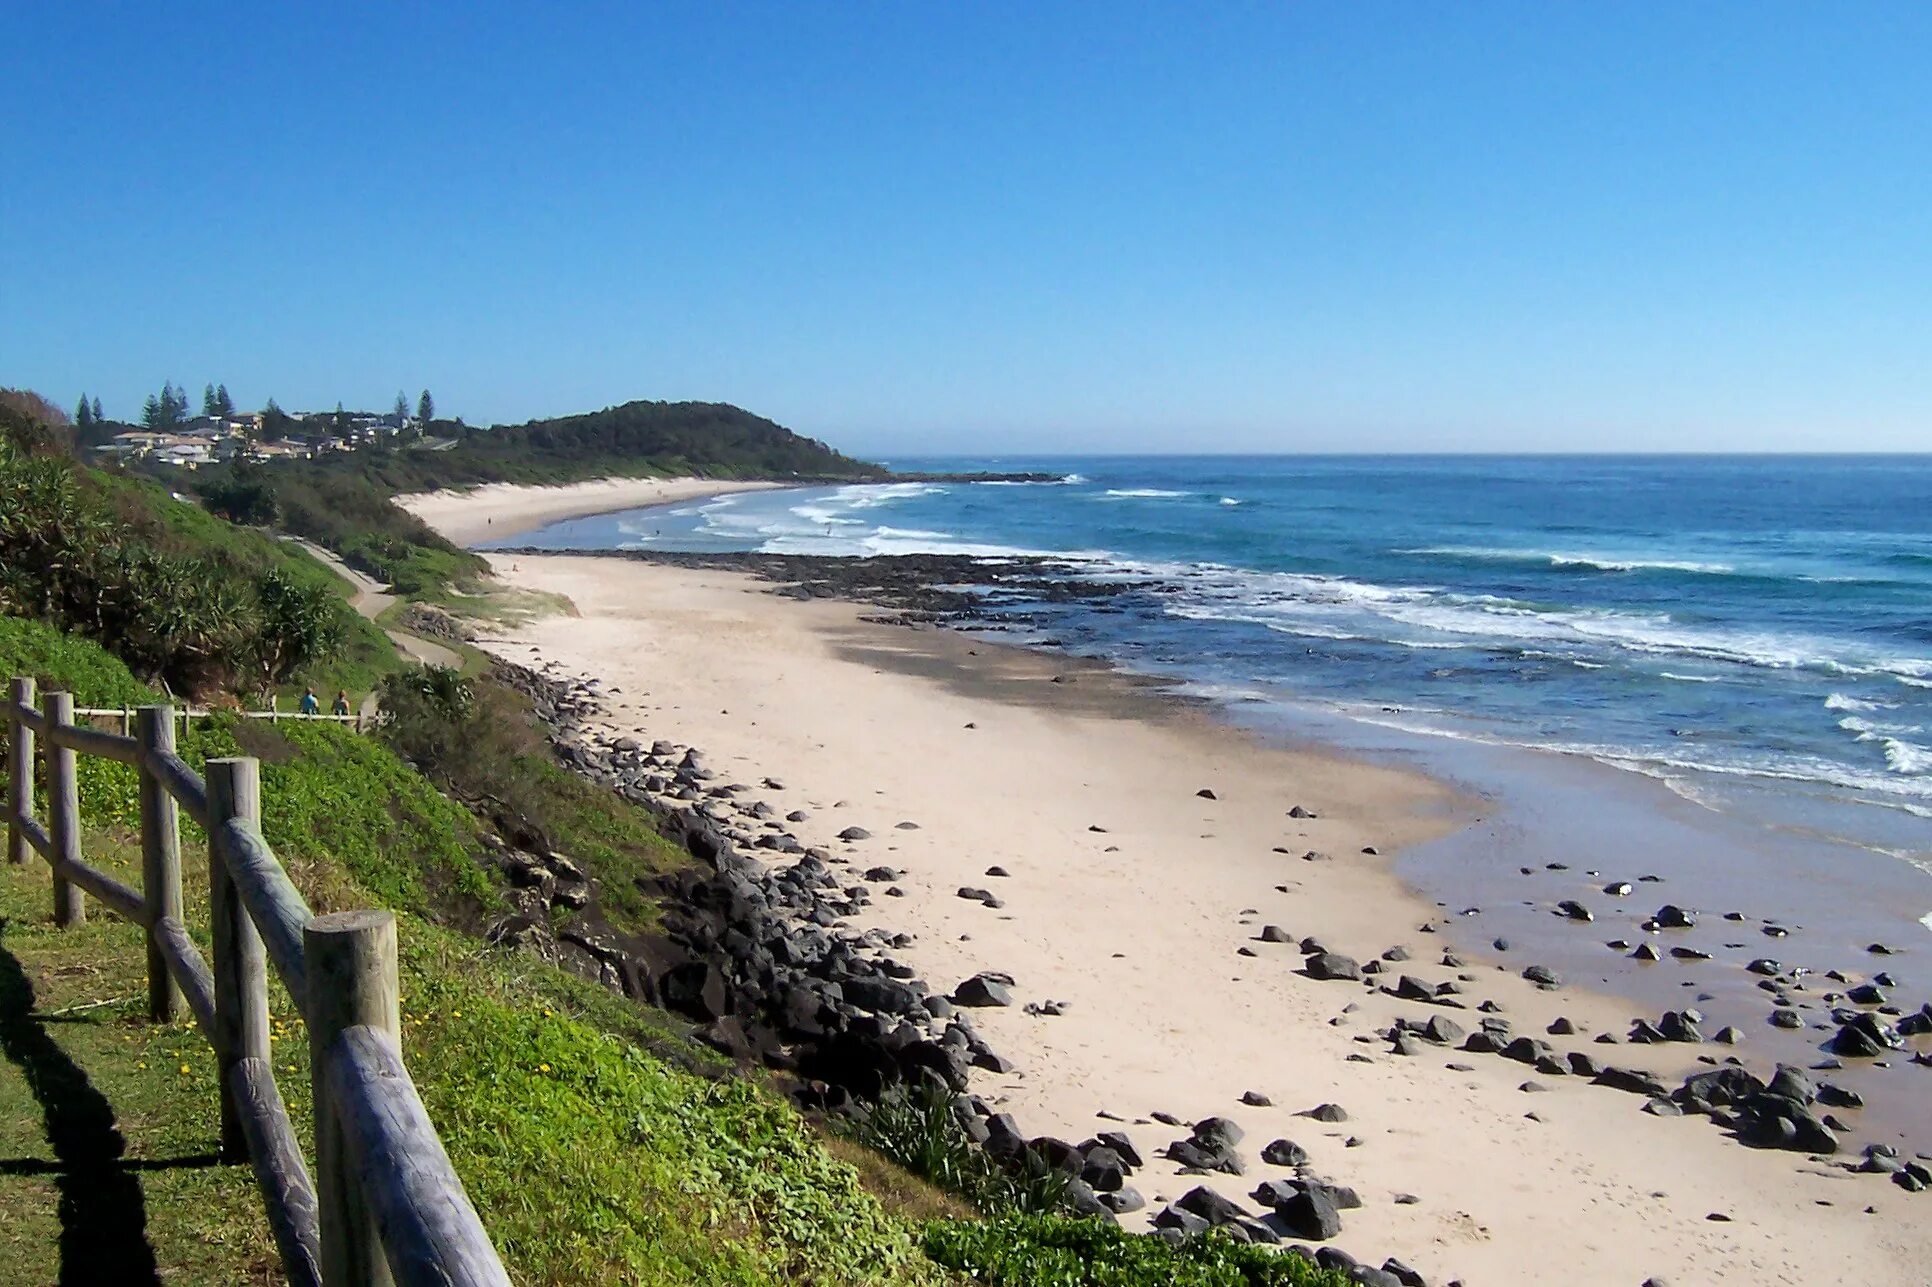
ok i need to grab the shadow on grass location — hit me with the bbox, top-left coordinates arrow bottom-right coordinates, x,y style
0,928 -> 162,1285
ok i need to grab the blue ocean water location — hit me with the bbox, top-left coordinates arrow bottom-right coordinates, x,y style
504,455 -> 1932,873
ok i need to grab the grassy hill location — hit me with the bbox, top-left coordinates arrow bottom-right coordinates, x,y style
184,399 -> 885,598
0,407 -> 394,701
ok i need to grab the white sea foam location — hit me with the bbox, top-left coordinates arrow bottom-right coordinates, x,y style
1219,497 -> 1242,506
1659,671 -> 1722,683
1883,739 -> 1932,775
1401,546 -> 1736,575
1101,488 -> 1190,499
1826,693 -> 1883,712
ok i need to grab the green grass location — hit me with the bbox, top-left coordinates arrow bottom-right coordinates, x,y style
0,834 -> 945,1286
101,473 -> 403,702
0,618 -> 1359,1287
0,617 -> 159,708
376,670 -> 689,933
921,1217 -> 1348,1287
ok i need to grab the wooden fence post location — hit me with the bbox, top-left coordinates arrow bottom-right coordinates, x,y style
6,677 -> 34,866
137,705 -> 184,1022
207,758 -> 270,1162
43,692 -> 83,927
307,910 -> 400,1287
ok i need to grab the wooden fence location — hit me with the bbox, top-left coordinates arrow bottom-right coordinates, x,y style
3,678 -> 509,1287
76,705 -> 371,734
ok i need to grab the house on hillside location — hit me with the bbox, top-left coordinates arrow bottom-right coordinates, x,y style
109,429 -> 172,455
247,439 -> 314,462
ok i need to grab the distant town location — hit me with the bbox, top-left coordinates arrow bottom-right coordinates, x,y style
75,381 -> 456,469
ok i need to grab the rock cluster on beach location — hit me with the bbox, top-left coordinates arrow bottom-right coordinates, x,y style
470,629 -> 1932,1287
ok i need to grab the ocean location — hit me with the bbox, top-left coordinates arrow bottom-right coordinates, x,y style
497,455 -> 1932,886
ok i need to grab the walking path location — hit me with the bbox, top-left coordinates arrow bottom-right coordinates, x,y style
283,538 -> 464,670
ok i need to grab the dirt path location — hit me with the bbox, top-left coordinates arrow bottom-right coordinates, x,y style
282,539 -> 465,698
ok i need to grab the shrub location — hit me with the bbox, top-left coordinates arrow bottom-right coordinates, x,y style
922,1215 -> 1350,1287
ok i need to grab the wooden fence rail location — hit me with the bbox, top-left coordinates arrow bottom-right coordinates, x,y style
71,705 -> 371,734
3,678 -> 509,1287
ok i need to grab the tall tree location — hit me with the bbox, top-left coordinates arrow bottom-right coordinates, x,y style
147,381 -> 189,429
203,382 -> 219,416
91,396 -> 103,424
393,391 -> 409,424
76,395 -> 94,427
417,389 -> 434,425
260,394 -> 289,438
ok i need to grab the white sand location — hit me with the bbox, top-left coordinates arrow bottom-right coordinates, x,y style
445,541 -> 1925,1286
397,476 -> 781,546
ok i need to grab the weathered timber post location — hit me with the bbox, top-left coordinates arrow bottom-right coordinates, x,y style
138,705 -> 185,1021
308,909 -> 400,1287
6,678 -> 34,866
207,758 -> 270,1161
43,692 -> 83,926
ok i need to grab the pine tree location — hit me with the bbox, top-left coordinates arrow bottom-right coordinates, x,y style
143,394 -> 163,429
203,383 -> 219,416
76,395 -> 93,427
393,391 -> 409,424
417,389 -> 434,425
92,396 -> 103,424
216,384 -> 234,417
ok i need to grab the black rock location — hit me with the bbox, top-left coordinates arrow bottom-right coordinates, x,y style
1094,1129 -> 1144,1168
1306,952 -> 1363,982
1261,1138 -> 1309,1167
1831,1012 -> 1902,1058
952,974 -> 1013,1007
1653,904 -> 1695,929
1275,1188 -> 1342,1240
1080,1146 -> 1128,1192
1298,1102 -> 1349,1123
1192,1116 -> 1245,1151
837,826 -> 872,842
1522,964 -> 1562,988
1151,1205 -> 1210,1236
1175,1185 -> 1251,1227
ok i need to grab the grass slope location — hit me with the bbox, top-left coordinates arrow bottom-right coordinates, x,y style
0,623 -> 1346,1286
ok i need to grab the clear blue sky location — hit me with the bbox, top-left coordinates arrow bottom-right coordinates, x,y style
4,4 -> 1929,453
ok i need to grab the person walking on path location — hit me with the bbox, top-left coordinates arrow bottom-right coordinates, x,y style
298,687 -> 321,716
330,690 -> 352,717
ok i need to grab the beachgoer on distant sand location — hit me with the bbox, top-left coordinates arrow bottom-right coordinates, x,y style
331,691 -> 351,717
298,688 -> 320,715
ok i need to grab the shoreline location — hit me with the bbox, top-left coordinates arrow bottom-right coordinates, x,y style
396,475 -> 785,546
399,480 -> 1931,1283
455,549 -> 1926,1286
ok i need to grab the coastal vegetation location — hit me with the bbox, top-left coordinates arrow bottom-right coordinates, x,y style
0,406 -> 390,699
177,398 -> 885,597
0,392 -> 1348,1285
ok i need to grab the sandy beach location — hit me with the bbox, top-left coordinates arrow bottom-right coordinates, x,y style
398,475 -> 782,546
402,481 -> 1931,1285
